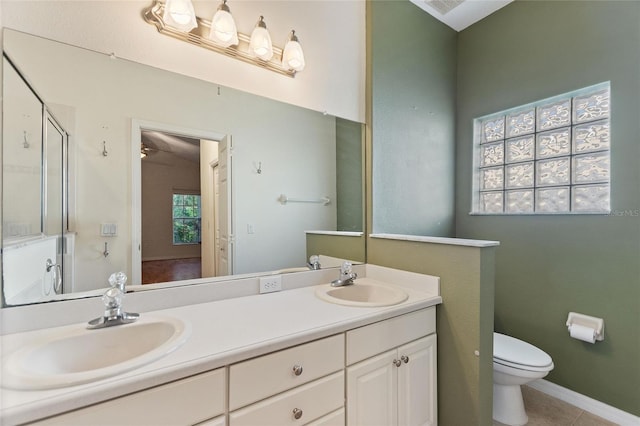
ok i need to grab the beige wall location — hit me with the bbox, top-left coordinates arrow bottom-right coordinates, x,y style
141,155 -> 201,261
4,29 -> 338,289
0,0 -> 365,122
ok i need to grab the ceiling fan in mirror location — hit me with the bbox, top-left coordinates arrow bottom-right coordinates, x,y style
140,143 -> 157,159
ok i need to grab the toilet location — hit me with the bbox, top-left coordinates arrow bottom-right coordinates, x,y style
493,332 -> 554,426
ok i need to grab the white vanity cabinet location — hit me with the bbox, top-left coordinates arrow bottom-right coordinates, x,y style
29,368 -> 226,426
228,334 -> 345,425
345,308 -> 437,426
15,304 -> 439,426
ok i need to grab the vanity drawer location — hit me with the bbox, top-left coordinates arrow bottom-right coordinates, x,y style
307,408 -> 345,426
229,334 -> 344,410
229,371 -> 344,426
30,368 -> 225,426
346,307 -> 436,365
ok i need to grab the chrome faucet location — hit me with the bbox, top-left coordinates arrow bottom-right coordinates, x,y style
307,255 -> 321,270
331,261 -> 357,287
87,272 -> 139,329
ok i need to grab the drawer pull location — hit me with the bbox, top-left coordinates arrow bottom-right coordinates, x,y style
292,364 -> 304,376
393,359 -> 402,367
293,408 -> 304,420
401,355 -> 410,364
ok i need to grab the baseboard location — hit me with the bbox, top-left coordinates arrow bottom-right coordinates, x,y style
527,379 -> 640,425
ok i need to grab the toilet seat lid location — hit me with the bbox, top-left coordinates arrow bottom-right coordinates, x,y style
494,333 -> 553,368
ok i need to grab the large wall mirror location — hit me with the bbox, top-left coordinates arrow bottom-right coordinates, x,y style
2,29 -> 364,307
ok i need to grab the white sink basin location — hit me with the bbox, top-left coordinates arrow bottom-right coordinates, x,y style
2,316 -> 191,390
315,279 -> 408,307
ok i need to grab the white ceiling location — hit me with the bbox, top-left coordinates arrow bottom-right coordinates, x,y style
410,0 -> 513,32
142,131 -> 201,164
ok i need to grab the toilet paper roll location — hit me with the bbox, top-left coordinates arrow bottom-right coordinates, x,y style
570,324 -> 596,343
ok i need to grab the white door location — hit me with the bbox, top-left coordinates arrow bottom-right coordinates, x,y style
397,335 -> 438,426
131,120 -> 226,285
217,135 -> 233,276
347,350 -> 398,426
200,139 -> 219,279
213,164 -> 220,275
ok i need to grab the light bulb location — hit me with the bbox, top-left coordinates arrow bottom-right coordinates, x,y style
282,30 -> 305,72
163,0 -> 197,32
249,16 -> 273,61
209,0 -> 238,47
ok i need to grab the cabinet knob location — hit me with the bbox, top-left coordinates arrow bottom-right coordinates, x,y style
401,355 -> 410,364
292,365 -> 304,376
293,408 -> 303,420
393,359 -> 402,367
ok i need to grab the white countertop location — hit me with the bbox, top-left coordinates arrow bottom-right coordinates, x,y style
370,233 -> 500,247
0,268 -> 441,425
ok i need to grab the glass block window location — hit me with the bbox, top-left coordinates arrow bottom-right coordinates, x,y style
473,83 -> 610,214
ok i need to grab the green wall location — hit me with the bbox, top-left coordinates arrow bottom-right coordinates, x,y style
336,117 -> 364,232
371,0 -> 457,237
367,238 -> 496,425
368,2 -> 495,424
306,233 -> 366,264
456,1 -> 640,416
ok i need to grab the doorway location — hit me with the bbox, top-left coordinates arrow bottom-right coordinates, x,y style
131,120 -> 231,285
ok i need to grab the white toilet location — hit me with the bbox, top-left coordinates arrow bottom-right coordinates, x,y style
493,332 -> 554,426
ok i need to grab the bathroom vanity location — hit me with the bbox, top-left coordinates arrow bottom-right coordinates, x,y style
0,265 -> 441,426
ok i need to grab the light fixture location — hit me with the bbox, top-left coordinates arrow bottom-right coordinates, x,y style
282,30 -> 305,72
209,0 -> 238,47
144,0 -> 304,77
162,0 -> 197,32
141,144 -> 149,158
249,16 -> 274,61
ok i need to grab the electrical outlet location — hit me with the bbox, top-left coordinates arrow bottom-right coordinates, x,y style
259,275 -> 282,294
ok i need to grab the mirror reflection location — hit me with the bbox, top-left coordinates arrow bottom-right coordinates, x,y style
2,29 -> 364,306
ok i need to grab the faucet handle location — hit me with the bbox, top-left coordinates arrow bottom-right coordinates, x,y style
102,286 -> 123,309
341,261 -> 353,274
108,271 -> 127,291
308,255 -> 321,270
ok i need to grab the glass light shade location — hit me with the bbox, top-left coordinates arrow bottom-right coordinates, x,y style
283,38 -> 305,72
163,0 -> 197,32
249,19 -> 274,61
209,4 -> 238,47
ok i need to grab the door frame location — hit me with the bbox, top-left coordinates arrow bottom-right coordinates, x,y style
130,119 -> 226,285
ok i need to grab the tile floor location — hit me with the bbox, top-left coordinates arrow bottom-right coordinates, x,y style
494,386 -> 618,426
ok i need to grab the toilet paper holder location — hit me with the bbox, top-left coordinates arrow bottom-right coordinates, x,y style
566,312 -> 604,341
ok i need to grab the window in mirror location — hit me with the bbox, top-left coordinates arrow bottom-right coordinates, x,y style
472,82 -> 611,214
172,194 -> 201,244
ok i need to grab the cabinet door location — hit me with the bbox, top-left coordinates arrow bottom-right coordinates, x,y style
397,335 -> 437,426
346,350 -> 398,426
